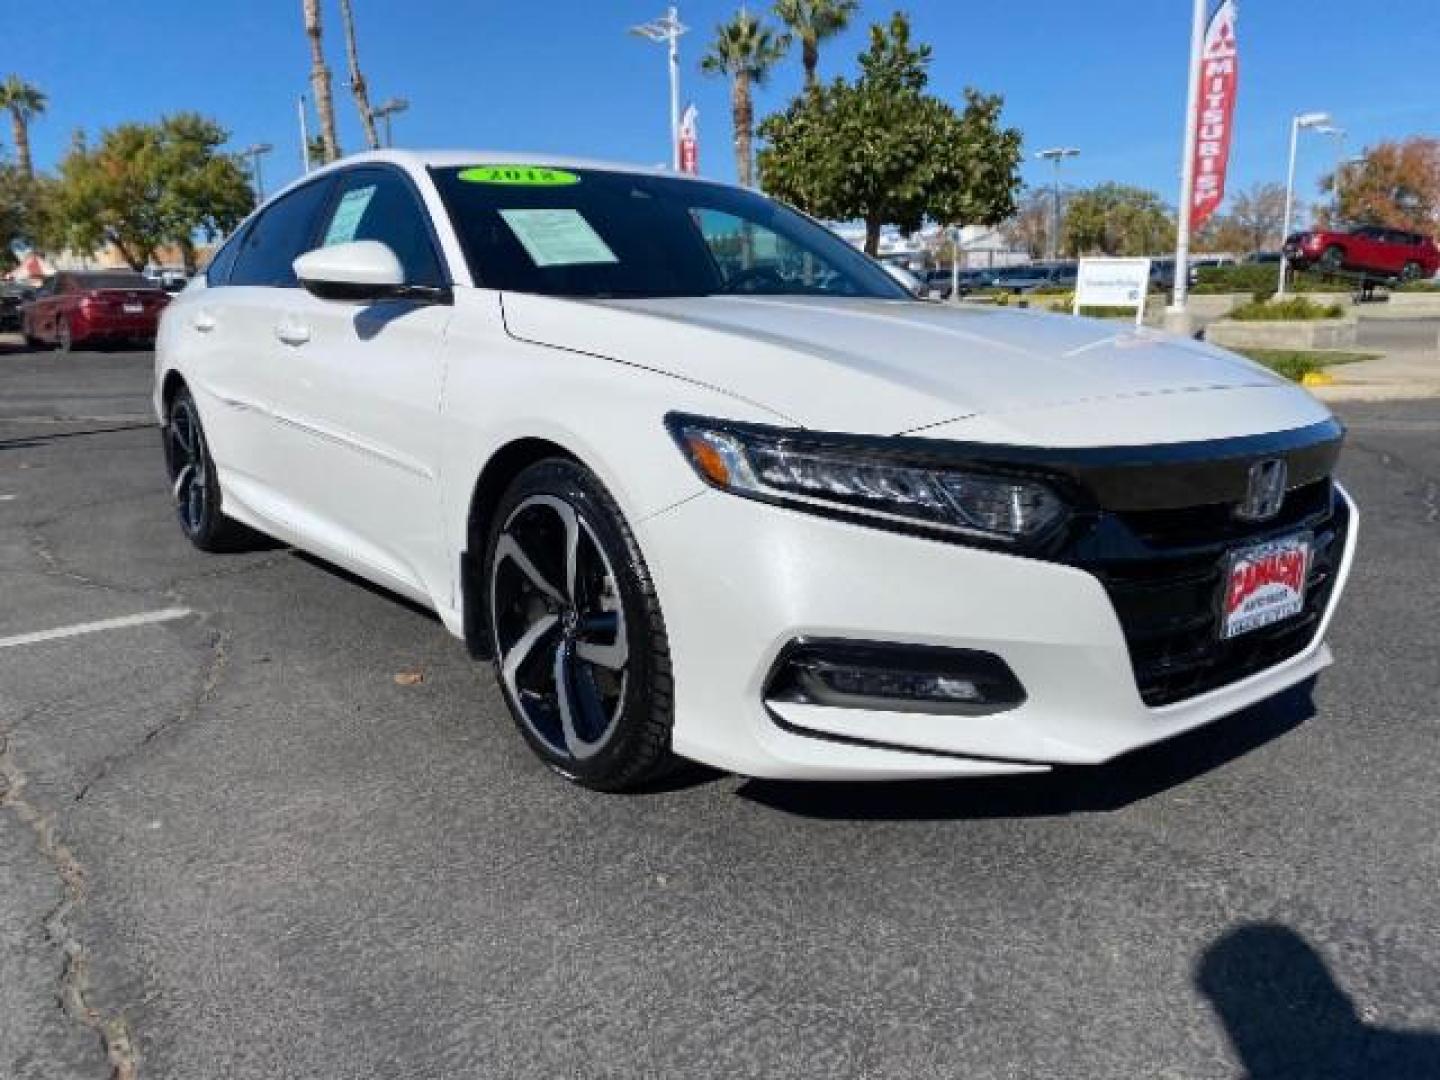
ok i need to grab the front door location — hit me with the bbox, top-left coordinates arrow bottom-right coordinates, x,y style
263,166 -> 454,598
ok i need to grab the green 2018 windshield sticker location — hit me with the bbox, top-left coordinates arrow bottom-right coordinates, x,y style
458,165 -> 580,186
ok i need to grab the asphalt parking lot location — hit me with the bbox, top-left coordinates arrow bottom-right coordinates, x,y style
3,345 -> 1439,1080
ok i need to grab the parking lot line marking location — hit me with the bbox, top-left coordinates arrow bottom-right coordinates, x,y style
0,607 -> 193,650
0,494 -> 14,501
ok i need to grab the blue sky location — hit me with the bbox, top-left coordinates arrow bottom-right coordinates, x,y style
10,1 -> 1438,216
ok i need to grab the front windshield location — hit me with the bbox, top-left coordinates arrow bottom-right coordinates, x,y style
431,165 -> 909,301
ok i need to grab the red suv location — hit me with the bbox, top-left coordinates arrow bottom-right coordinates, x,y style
21,271 -> 170,352
1285,225 -> 1440,282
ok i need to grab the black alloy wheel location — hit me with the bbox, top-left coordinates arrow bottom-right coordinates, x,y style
162,388 -> 249,552
485,459 -> 675,790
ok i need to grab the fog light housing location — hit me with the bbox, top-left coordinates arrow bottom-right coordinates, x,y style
766,639 -> 1026,716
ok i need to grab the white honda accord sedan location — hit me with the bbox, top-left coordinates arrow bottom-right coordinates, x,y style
155,151 -> 1357,790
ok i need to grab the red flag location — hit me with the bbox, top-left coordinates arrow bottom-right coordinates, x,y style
1189,0 -> 1239,232
678,103 -> 699,175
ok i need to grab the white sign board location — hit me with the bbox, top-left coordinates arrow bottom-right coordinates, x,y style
1074,257 -> 1151,326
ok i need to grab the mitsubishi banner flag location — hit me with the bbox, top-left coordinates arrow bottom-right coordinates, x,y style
1189,0 -> 1239,232
679,103 -> 699,175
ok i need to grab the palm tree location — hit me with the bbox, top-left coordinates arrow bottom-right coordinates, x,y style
338,0 -> 380,150
301,0 -> 341,161
0,76 -> 46,177
701,10 -> 789,188
773,0 -> 857,88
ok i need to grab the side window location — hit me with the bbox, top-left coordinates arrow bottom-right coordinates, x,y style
229,178 -> 334,288
317,169 -> 445,287
205,227 -> 247,287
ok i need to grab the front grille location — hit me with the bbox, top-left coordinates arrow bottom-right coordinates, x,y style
1065,479 -> 1349,708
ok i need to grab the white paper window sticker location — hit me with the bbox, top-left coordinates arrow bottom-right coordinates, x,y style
499,208 -> 618,268
324,185 -> 377,246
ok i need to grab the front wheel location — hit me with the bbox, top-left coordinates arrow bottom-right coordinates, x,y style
1400,261 -> 1422,283
484,459 -> 676,790
1319,245 -> 1345,274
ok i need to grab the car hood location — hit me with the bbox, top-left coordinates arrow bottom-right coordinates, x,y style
499,293 -> 1298,436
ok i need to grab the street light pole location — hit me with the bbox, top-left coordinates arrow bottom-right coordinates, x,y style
298,96 -> 312,174
1338,154 -> 1366,214
1035,147 -> 1079,261
1314,124 -> 1346,218
242,143 -> 274,200
1278,110 -> 1332,296
372,97 -> 410,148
630,7 -> 689,171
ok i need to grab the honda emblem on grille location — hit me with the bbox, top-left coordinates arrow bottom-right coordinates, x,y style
1236,458 -> 1288,521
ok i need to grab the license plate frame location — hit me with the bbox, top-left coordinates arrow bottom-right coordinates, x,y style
1219,531 -> 1312,641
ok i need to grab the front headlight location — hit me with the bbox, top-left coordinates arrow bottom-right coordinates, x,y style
667,415 -> 1067,545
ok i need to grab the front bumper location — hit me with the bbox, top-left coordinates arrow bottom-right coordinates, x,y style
636,481 -> 1357,781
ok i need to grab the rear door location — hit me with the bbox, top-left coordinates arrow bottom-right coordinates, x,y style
263,165 -> 454,594
183,176 -> 335,509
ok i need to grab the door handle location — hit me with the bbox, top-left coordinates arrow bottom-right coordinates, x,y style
275,321 -> 311,346
192,311 -> 217,333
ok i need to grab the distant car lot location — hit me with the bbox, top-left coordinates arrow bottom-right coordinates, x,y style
2,345 -> 1439,1078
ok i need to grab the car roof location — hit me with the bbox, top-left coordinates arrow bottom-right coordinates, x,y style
289,149 -> 722,192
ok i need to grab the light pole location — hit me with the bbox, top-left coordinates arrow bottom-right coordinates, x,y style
1338,153 -> 1366,215
372,97 -> 409,148
1278,111 -> 1332,295
242,143 -> 274,200
1314,124 -> 1347,219
1035,147 -> 1079,261
630,6 -> 688,171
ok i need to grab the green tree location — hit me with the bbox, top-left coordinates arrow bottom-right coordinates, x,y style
46,116 -> 254,271
758,13 -> 1023,254
0,75 -> 47,178
773,0 -> 858,88
701,9 -> 790,188
0,163 -> 47,271
1062,183 -> 1175,257
153,114 -> 256,271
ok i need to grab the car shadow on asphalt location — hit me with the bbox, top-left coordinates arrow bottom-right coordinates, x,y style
735,680 -> 1317,820
289,549 -> 443,624
1198,923 -> 1440,1079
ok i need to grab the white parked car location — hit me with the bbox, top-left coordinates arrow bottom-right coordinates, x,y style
156,151 -> 1357,790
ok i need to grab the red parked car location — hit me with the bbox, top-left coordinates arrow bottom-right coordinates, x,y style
21,271 -> 170,352
1284,225 -> 1440,282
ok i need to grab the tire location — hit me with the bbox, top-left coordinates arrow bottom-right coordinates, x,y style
1319,245 -> 1345,274
162,387 -> 252,552
1400,261 -> 1422,283
483,458 -> 676,791
55,317 -> 72,354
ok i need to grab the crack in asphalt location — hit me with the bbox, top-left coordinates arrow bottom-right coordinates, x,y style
0,727 -> 139,1080
74,624 -> 230,805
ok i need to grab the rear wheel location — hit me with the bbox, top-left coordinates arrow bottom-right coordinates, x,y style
1400,261 -> 1423,283
1319,245 -> 1345,274
484,458 -> 676,791
162,387 -> 251,552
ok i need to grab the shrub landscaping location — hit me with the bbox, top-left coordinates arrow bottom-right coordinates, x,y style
1232,348 -> 1373,382
1228,296 -> 1345,321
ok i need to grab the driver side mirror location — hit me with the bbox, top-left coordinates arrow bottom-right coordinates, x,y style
293,241 -> 449,304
